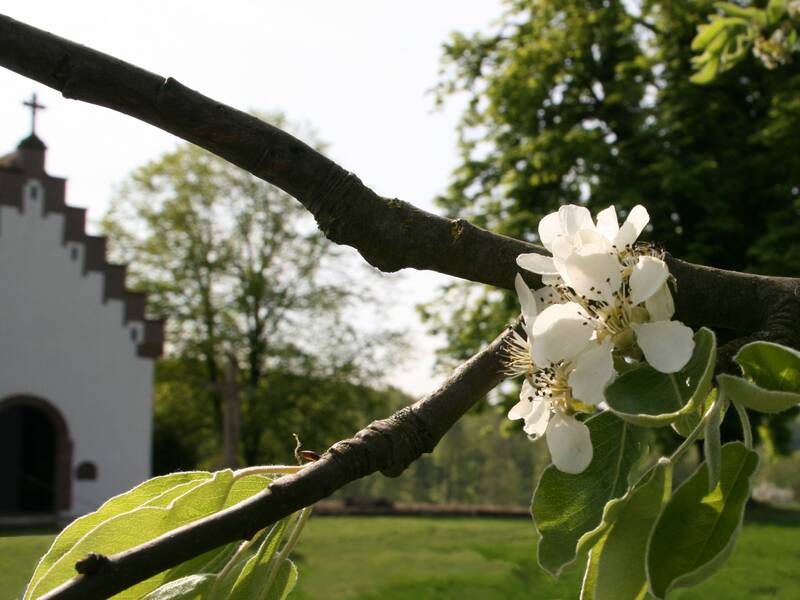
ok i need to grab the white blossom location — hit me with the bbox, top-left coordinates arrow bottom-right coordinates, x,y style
515,204 -> 695,374
507,277 -> 614,474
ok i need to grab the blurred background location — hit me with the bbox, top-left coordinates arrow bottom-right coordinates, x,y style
2,1 -> 800,598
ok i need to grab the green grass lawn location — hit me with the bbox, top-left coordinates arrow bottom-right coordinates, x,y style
0,528 -> 58,599
3,513 -> 799,599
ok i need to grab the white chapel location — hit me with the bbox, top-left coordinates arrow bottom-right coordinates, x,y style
0,96 -> 163,519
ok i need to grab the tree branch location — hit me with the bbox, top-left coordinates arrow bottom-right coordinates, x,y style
1,14 -> 798,597
716,293 -> 800,373
0,13 -> 532,292
37,324 -> 517,600
1,13 -> 797,333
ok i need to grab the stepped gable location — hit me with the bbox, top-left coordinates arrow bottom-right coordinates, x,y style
0,134 -> 164,358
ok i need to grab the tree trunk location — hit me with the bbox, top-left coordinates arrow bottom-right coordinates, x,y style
221,353 -> 241,469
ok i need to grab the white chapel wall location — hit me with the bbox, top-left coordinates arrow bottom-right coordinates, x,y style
0,178 -> 154,515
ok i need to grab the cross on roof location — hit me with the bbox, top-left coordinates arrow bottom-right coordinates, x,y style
23,92 -> 46,136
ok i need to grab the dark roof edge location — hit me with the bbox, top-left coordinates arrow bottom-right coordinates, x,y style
0,186 -> 165,359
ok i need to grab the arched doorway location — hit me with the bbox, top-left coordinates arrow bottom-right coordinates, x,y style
0,396 -> 72,513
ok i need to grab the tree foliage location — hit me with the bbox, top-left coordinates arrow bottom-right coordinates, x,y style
690,1 -> 800,81
4,8 -> 800,599
426,0 -> 800,366
103,124 -> 403,466
422,0 -> 800,450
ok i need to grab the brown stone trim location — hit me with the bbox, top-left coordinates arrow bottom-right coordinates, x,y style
124,291 -> 146,322
63,206 -> 87,241
0,137 -> 165,357
138,318 -> 166,358
0,395 -> 73,512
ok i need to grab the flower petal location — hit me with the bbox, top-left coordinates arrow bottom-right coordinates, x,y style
558,204 -> 594,237
508,379 -> 536,420
632,320 -> 695,373
531,302 -> 593,365
534,286 -> 562,311
576,228 -> 611,254
517,253 -> 558,275
625,205 -> 650,236
551,235 -> 575,261
541,274 -> 562,287
515,273 -> 539,331
563,250 -> 622,305
568,339 -> 615,406
538,211 -> 563,252
523,400 -> 551,438
613,222 -> 638,250
546,413 -> 593,474
595,205 -> 619,243
629,256 -> 669,306
508,398 -> 531,421
645,282 -> 675,321
613,205 -> 649,249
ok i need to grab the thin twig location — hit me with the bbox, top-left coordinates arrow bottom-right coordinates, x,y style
0,11 -> 798,599
36,323 -> 517,600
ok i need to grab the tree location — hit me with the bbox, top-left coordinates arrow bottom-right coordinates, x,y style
103,137 -> 401,467
3,11 -> 800,600
422,0 -> 800,451
426,0 -> 800,365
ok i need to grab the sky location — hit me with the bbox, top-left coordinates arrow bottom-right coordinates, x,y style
0,1 -> 505,396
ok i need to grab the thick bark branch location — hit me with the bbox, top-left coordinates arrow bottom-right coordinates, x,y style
0,13 -> 531,292
1,14 -> 797,333
1,13 -> 798,598
38,324 -> 516,600
716,294 -> 800,373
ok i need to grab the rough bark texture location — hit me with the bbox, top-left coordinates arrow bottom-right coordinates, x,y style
1,12 -> 799,600
1,14 -> 797,332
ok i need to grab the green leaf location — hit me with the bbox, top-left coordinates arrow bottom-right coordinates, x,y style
767,0 -> 788,26
25,471 -> 275,599
736,340 -> 800,394
141,575 -> 215,599
691,17 -> 729,51
646,442 -> 759,599
704,393 -> 724,491
718,374 -> 800,413
717,340 -> 800,413
692,15 -> 747,53
580,460 -> 672,600
579,535 -> 605,600
605,328 -> 716,427
24,472 -> 213,600
691,56 -> 721,84
533,412 -> 648,577
672,387 -> 720,439
146,510 -> 303,600
714,2 -> 766,22
264,559 -> 299,600
209,517 -> 291,599
705,26 -> 732,55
